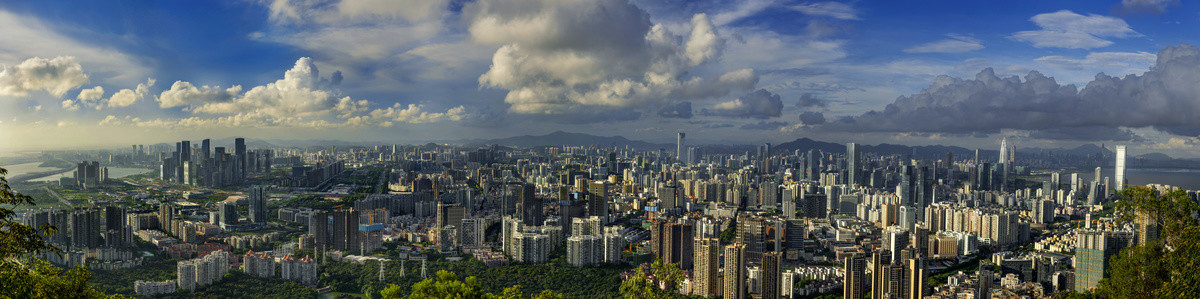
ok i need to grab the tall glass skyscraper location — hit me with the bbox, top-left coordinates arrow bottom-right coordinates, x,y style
1115,145 -> 1126,191
676,132 -> 686,163
846,143 -> 859,187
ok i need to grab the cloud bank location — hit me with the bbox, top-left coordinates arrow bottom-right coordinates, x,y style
820,44 -> 1200,141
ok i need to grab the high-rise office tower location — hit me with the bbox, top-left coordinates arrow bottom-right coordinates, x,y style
248,186 -> 267,224
723,243 -> 747,299
517,183 -> 541,226
235,137 -> 246,182
693,238 -> 722,297
761,251 -> 783,299
677,132 -> 686,163
843,254 -> 867,299
1074,230 -> 1133,291
998,137 -> 1008,165
587,181 -> 609,223
998,137 -> 1008,191
220,201 -> 238,226
332,209 -> 360,252
847,143 -> 859,187
201,139 -> 211,161
437,203 -> 466,244
1114,145 -> 1126,191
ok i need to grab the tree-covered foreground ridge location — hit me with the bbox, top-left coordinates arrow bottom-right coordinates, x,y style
0,166 -> 121,298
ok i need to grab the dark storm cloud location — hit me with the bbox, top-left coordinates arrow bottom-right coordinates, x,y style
798,111 -> 826,125
795,93 -> 827,108
818,44 -> 1200,141
657,101 -> 693,118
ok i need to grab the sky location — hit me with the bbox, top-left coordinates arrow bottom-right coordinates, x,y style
2,0 -> 1200,157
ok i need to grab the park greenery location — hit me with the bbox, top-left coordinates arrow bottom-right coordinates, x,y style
618,259 -> 686,299
323,255 -> 630,298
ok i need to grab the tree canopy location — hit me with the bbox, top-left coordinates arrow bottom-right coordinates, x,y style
0,167 -> 123,298
1094,186 -> 1200,298
619,259 -> 686,299
381,269 -> 562,299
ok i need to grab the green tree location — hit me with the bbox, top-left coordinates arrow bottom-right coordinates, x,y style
383,269 -> 557,299
533,289 -> 563,299
363,284 -> 377,299
619,259 -> 685,299
498,285 -> 523,299
404,270 -> 486,298
1094,186 -> 1200,298
0,167 -> 122,298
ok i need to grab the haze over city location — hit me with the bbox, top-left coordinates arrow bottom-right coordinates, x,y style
2,1 -> 1200,299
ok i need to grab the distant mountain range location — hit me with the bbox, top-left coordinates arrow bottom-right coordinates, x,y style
459,131 -> 1194,164
463,131 -> 670,149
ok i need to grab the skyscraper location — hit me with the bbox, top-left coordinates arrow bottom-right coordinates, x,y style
723,243 -> 747,299
248,186 -> 266,224
998,137 -> 1008,165
676,132 -> 686,163
998,137 -> 1008,191
847,143 -> 859,187
235,137 -> 246,182
517,183 -> 541,226
309,210 -> 329,250
651,220 -> 694,270
220,202 -> 238,226
158,203 -> 175,230
871,250 -> 892,299
1114,145 -> 1126,191
905,257 -> 927,299
693,238 -> 721,297
71,208 -> 102,249
761,251 -> 783,299
104,206 -> 128,248
332,209 -> 360,252
843,254 -> 867,299
201,139 -> 211,161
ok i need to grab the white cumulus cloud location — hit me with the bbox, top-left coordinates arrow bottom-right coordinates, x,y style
0,56 -> 88,98
467,0 -> 753,120
107,78 -> 155,108
1010,10 -> 1139,49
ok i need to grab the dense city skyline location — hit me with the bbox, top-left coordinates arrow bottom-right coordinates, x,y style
4,1 -> 1200,157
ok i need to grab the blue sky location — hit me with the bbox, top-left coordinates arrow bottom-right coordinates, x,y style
2,0 -> 1200,156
